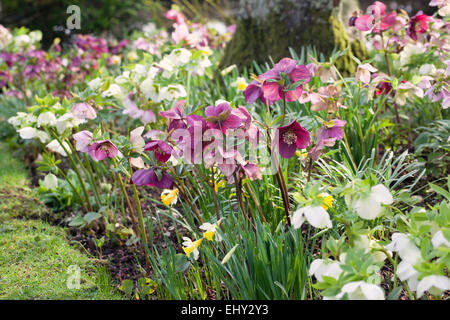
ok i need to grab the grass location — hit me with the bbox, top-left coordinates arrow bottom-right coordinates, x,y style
0,142 -> 124,299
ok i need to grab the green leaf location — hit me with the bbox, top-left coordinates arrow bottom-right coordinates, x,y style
429,183 -> 450,200
84,212 -> 102,224
387,286 -> 403,300
69,216 -> 86,227
174,254 -> 190,273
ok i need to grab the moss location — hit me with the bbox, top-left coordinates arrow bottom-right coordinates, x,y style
0,142 -> 124,299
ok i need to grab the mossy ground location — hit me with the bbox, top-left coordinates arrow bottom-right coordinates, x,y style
0,143 -> 124,299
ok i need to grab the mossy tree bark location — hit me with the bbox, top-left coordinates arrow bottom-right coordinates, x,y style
220,0 -> 368,75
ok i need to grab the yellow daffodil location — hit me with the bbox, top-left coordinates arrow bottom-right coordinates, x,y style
295,150 -> 308,159
200,219 -> 222,241
232,77 -> 248,91
200,47 -> 213,56
161,188 -> 179,206
182,237 -> 202,260
320,193 -> 333,210
127,51 -> 138,61
214,180 -> 226,193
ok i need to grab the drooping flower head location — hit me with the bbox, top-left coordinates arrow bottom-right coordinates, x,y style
204,102 -> 243,134
407,11 -> 431,41
71,102 -> 97,120
275,120 -> 310,159
131,169 -> 174,189
88,140 -> 119,161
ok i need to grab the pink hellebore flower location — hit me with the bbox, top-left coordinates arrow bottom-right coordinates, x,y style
71,102 -> 97,120
73,130 -> 93,152
352,1 -> 396,32
160,100 -> 187,131
204,102 -> 243,134
131,169 -> 174,189
259,58 -> 311,103
317,119 -> 347,142
88,140 -> 119,161
144,140 -> 174,163
275,121 -> 310,159
164,9 -> 186,25
407,12 -> 431,41
356,64 -> 378,83
243,80 -> 267,105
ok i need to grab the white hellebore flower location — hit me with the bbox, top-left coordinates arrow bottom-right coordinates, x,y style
140,78 -> 160,102
309,259 -> 342,282
396,260 -> 419,291
159,84 -> 187,101
55,113 -> 86,134
101,83 -> 124,99
17,127 -> 49,143
88,77 -> 103,91
292,206 -> 332,229
352,184 -> 393,220
385,233 -> 422,265
416,275 -> 450,298
46,139 -> 71,157
36,111 -> 57,127
336,281 -> 385,300
354,234 -> 391,263
431,230 -> 450,248
42,173 -> 58,190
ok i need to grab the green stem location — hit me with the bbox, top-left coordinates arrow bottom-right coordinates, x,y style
51,131 -> 93,212
59,168 -> 88,212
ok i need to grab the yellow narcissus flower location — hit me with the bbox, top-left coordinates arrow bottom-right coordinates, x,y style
320,193 -> 333,210
200,47 -> 213,56
214,180 -> 226,193
200,219 -> 222,241
232,77 -> 248,91
161,188 -> 179,206
182,237 -> 202,260
127,51 -> 138,61
295,150 -> 308,159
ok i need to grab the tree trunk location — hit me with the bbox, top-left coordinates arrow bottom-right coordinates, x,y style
220,0 -> 368,74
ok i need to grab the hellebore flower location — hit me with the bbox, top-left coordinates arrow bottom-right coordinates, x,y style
275,120 -> 310,159
160,100 -> 187,131
355,64 -> 378,83
352,184 -> 394,220
36,111 -> 57,127
47,139 -> 71,157
292,206 -> 332,229
259,58 -> 310,103
385,233 -> 422,265
336,281 -> 385,300
416,275 -> 450,298
243,80 -> 268,105
88,140 -> 119,161
309,259 -> 342,282
317,119 -> 347,142
71,102 -> 97,120
145,140 -> 174,163
17,127 -> 49,143
73,130 -> 93,152
42,173 -> 58,190
352,1 -> 396,33
131,169 -> 174,189
204,102 -> 243,134
407,12 -> 431,41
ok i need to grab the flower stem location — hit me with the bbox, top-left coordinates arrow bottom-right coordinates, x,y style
210,169 -> 221,221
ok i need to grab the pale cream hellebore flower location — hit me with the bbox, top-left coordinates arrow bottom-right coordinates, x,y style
42,173 -> 58,190
182,237 -> 202,260
46,139 -> 71,157
431,230 -> 450,248
17,127 -> 49,143
352,184 -> 393,220
36,111 -> 57,127
354,234 -> 391,263
140,78 -> 160,102
385,233 -> 422,265
101,83 -> 124,99
292,206 -> 332,229
55,113 -> 86,134
159,84 -> 187,101
355,63 -> 378,83
309,259 -> 343,282
416,275 -> 450,298
336,281 -> 385,300
396,260 -> 419,291
88,77 -> 103,91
